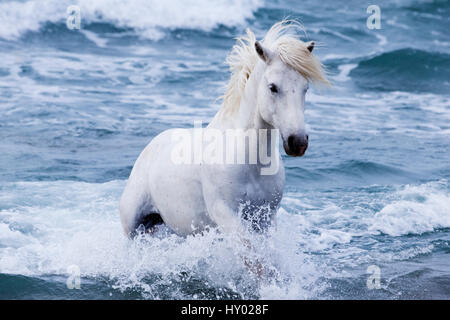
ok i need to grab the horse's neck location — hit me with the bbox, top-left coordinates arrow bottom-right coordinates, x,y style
208,64 -> 280,172
210,63 -> 270,131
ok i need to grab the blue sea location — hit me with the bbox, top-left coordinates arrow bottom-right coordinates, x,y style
0,0 -> 449,299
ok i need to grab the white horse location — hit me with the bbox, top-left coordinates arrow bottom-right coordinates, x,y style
120,21 -> 329,238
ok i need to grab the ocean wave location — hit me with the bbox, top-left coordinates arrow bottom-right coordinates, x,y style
349,48 -> 450,94
370,180 -> 450,236
0,0 -> 263,40
281,179 -> 450,269
280,180 -> 450,241
324,160 -> 410,178
285,160 -> 415,187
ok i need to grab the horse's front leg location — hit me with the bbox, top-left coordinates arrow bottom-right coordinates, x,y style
205,198 -> 268,278
208,199 -> 244,234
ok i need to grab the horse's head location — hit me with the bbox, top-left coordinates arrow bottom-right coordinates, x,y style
254,40 -> 316,157
218,21 -> 328,157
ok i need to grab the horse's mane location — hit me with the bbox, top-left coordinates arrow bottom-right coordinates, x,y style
218,20 -> 329,117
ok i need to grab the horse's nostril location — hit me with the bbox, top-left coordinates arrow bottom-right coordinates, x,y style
287,136 -> 295,149
306,134 -> 309,141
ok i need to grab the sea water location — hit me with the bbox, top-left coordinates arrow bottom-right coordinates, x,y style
0,0 -> 449,299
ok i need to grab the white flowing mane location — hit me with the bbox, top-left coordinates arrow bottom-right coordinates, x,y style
218,20 -> 329,117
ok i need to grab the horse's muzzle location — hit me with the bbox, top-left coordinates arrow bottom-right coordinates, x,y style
283,134 -> 308,157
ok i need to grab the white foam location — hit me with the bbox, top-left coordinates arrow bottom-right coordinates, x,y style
0,1 -> 65,40
375,34 -> 387,46
80,30 -> 108,47
0,0 -> 263,40
369,180 -> 450,236
333,63 -> 357,82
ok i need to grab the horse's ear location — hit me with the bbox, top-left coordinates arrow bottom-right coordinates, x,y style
255,41 -> 272,63
307,41 -> 314,53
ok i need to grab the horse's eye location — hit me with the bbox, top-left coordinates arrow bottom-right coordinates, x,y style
269,83 -> 278,94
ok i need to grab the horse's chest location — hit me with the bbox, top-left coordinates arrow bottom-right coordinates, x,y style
201,163 -> 285,208
236,167 -> 284,206
237,174 -> 283,232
